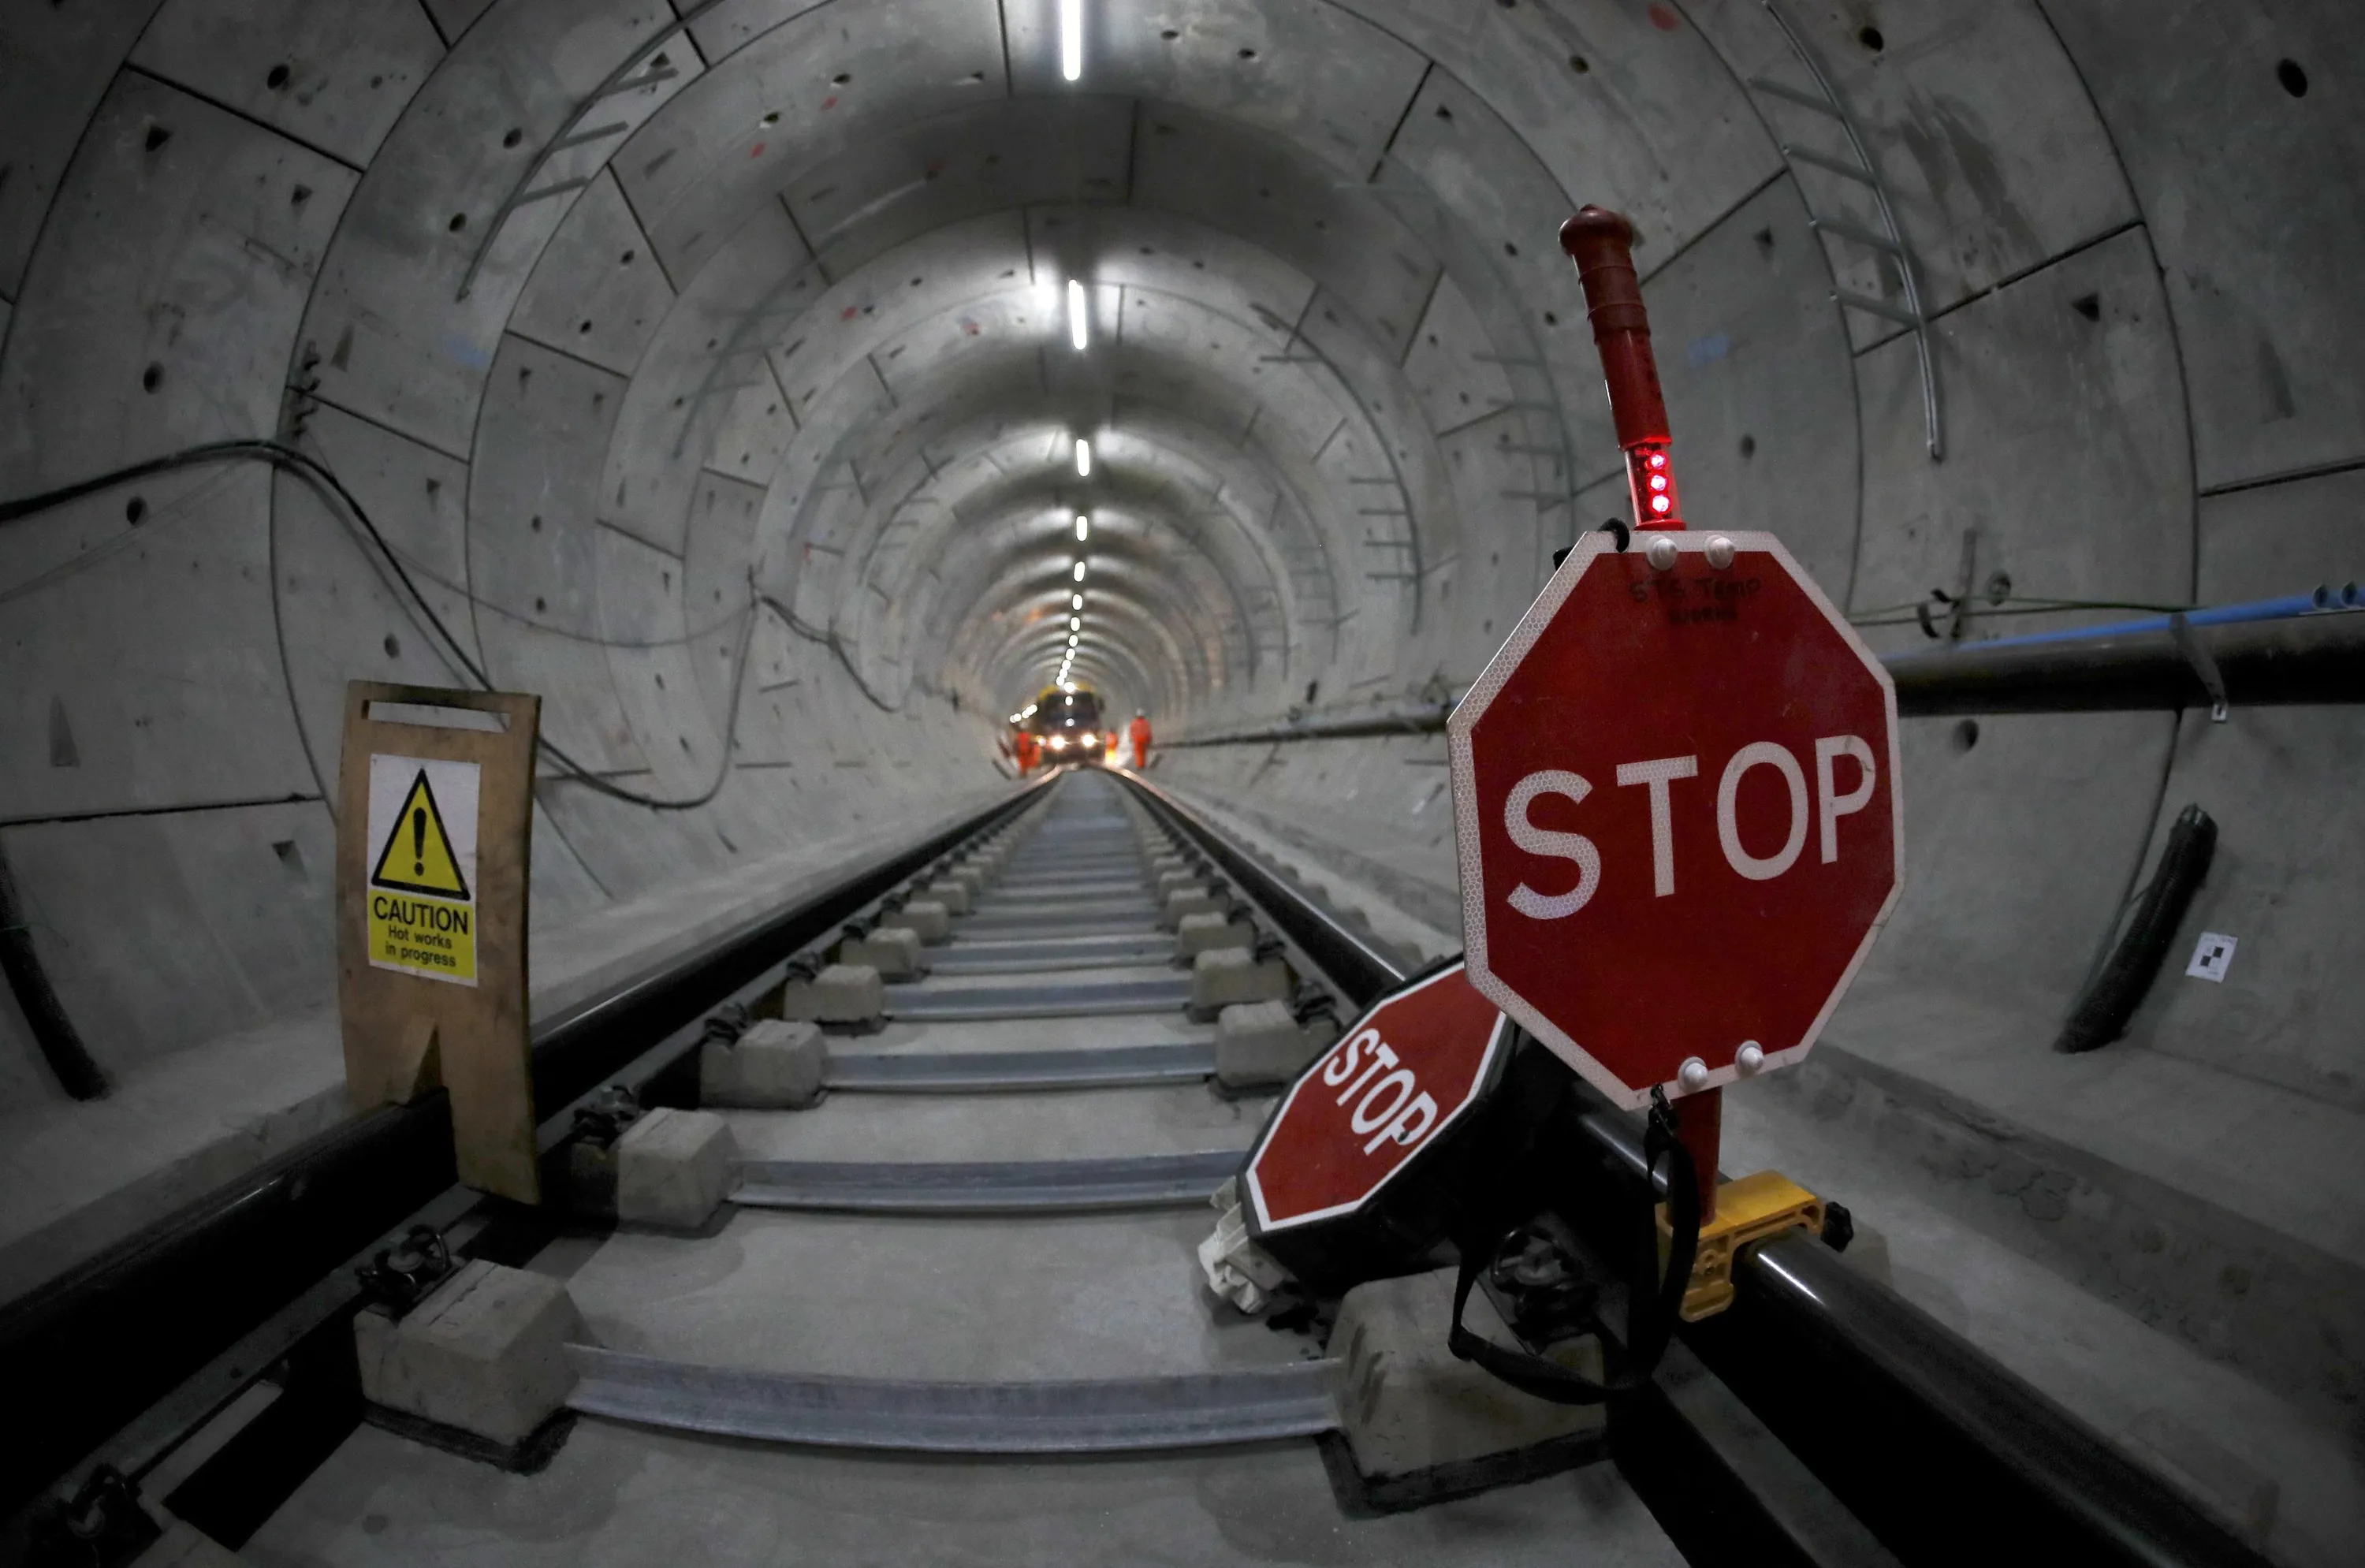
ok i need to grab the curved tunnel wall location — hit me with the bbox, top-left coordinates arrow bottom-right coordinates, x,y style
0,0 -> 2357,1203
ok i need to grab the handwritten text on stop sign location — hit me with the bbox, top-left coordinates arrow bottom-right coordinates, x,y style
1320,1026 -> 1442,1155
1503,737 -> 1876,918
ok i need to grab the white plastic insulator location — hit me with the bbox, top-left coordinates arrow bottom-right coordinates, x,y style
1735,1041 -> 1765,1076
1705,534 -> 1737,570
1646,536 -> 1680,572
1677,1056 -> 1711,1092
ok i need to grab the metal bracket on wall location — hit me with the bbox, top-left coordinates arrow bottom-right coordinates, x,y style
2168,613 -> 2232,721
1752,0 -> 1945,461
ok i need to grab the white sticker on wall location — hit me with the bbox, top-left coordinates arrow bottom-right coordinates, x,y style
2185,933 -> 2237,984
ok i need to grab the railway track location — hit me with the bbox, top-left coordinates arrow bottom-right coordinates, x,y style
4,769 -> 2271,1567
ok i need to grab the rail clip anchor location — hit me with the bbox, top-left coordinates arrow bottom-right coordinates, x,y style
1657,1171 -> 1826,1321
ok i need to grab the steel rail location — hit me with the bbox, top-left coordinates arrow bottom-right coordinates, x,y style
882,974 -> 1192,1021
824,1043 -> 1217,1093
1111,774 -> 2274,1567
566,1347 -> 1340,1454
731,1150 -> 1243,1215
0,777 -> 1053,1522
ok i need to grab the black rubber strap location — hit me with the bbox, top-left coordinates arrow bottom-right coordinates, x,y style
1447,1091 -> 1701,1405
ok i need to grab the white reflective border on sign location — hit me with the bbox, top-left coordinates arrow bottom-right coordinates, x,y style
1244,962 -> 1510,1235
1442,530 -> 1905,1111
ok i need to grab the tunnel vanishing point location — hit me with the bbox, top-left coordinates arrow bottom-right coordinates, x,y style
0,3 -> 2361,1566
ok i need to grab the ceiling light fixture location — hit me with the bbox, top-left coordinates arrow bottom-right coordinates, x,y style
1072,560 -> 1087,581
1070,616 -> 1082,631
1074,438 -> 1091,477
1060,0 -> 1083,81
1067,279 -> 1088,351
1071,593 -> 1083,609
1074,513 -> 1089,541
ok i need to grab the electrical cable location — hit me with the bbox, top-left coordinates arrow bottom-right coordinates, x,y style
0,438 -> 758,810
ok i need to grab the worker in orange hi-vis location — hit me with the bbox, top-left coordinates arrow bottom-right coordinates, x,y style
1128,710 -> 1153,769
1013,730 -> 1039,775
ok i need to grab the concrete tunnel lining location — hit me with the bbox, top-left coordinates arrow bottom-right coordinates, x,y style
0,0 -> 2361,1559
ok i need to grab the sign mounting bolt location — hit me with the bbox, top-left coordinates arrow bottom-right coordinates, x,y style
1646,536 -> 1679,572
1678,1056 -> 1711,1092
1705,535 -> 1736,570
1734,1041 -> 1764,1076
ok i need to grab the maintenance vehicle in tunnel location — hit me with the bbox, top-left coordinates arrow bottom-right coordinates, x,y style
1024,683 -> 1108,762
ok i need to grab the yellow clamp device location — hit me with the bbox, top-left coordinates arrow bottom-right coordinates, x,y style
1656,1171 -> 1825,1321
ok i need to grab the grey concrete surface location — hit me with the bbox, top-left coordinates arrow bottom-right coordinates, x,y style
1,1 -> 2359,1557
244,1418 -> 1680,1568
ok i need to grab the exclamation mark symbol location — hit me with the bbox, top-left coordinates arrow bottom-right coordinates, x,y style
412,806 -> 426,877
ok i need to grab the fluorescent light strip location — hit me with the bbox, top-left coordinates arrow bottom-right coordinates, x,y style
1060,0 -> 1083,81
1067,279 -> 1088,351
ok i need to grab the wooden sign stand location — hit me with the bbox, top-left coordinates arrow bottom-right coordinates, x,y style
335,682 -> 542,1202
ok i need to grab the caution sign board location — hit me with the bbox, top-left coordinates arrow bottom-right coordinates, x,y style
366,756 -> 481,985
337,683 -> 541,1202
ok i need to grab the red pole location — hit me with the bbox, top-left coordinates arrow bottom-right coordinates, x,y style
1566,205 -> 1715,1216
1672,1087 -> 1721,1223
1559,207 -> 1684,534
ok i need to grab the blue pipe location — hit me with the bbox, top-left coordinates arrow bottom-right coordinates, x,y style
1969,583 -> 2359,651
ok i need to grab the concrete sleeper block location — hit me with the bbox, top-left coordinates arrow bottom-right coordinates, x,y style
1161,887 -> 1225,930
840,926 -> 925,978
922,879 -> 972,915
1334,1268 -> 1604,1485
780,963 -> 885,1023
356,1259 -> 587,1449
1215,1000 -> 1339,1087
880,899 -> 950,944
702,1018 -> 825,1109
616,1107 -> 739,1229
1190,947 -> 1291,1016
1177,911 -> 1253,959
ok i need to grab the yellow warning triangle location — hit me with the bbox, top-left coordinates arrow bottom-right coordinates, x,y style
371,769 -> 471,900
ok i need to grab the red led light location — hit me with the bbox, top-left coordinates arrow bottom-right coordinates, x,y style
1650,475 -> 1667,491
1649,452 -> 1667,469
1651,495 -> 1670,513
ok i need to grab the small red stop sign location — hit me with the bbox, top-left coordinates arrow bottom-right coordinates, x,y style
1448,531 -> 1901,1109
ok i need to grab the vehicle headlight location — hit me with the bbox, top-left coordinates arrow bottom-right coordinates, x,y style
1048,735 -> 1067,750
1083,733 -> 1100,747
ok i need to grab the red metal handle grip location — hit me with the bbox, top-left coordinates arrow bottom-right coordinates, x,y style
1561,206 -> 1683,531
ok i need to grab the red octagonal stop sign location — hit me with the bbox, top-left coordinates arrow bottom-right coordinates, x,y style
1244,962 -> 1508,1235
1448,531 -> 1901,1110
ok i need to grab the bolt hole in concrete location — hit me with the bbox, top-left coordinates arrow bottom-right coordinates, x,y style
141,363 -> 162,392
266,63 -> 290,90
620,249 -> 635,264
448,212 -> 466,232
1239,47 -> 1257,59
384,633 -> 400,658
503,127 -> 523,147
530,515 -> 542,531
1739,434 -> 1756,459
1952,719 -> 1980,754
2073,292 -> 2102,321
1859,25 -> 1885,52
832,73 -> 851,84
291,184 -> 311,206
125,496 -> 146,524
1570,54 -> 1589,73
143,124 -> 170,151
2277,59 -> 2308,97
534,597 -> 547,613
